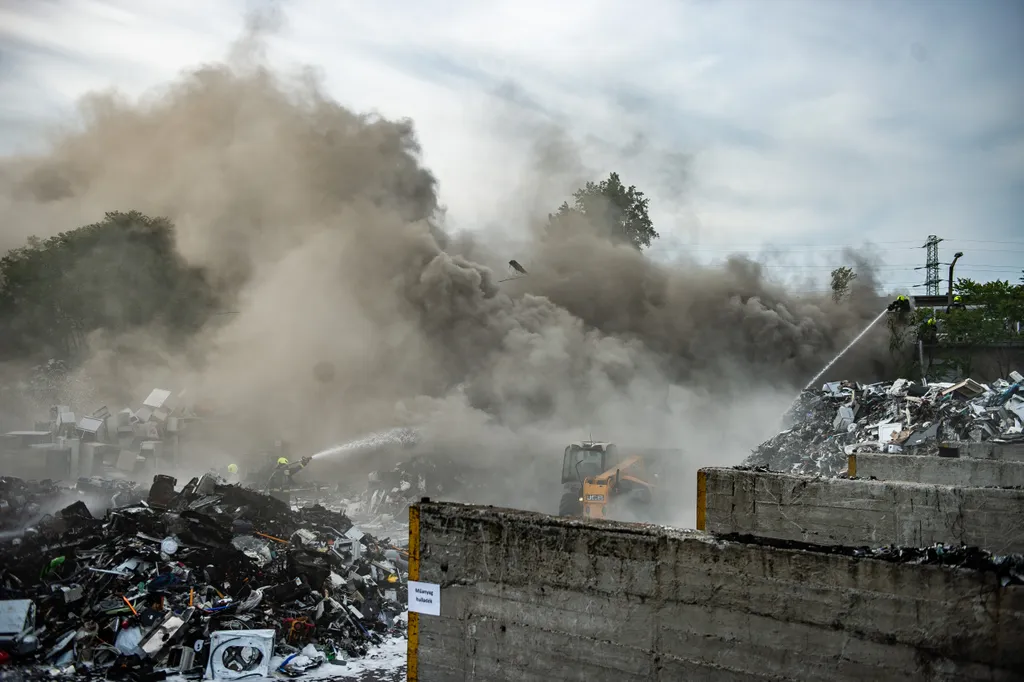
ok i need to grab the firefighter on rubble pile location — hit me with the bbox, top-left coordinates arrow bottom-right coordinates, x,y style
266,455 -> 313,505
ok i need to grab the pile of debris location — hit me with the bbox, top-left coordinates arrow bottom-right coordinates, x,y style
0,474 -> 408,680
1,387 -> 197,483
0,477 -> 62,532
352,457 -> 465,524
73,477 -> 147,509
747,371 -> 1024,476
2,476 -> 156,536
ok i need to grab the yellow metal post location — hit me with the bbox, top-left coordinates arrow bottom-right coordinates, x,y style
695,469 -> 707,531
407,504 -> 421,681
847,454 -> 857,478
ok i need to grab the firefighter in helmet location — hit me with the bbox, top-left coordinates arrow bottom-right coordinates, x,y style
919,316 -> 939,345
887,295 -> 911,314
267,455 -> 312,504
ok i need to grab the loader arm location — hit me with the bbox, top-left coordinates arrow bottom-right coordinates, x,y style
581,455 -> 654,519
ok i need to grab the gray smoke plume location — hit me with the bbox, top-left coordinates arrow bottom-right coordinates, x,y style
0,19 -> 898,526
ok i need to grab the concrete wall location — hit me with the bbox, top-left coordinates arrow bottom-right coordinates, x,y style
700,468 -> 1024,553
942,440 -> 1024,463
924,344 -> 1024,383
849,452 -> 1024,488
411,501 -> 1024,681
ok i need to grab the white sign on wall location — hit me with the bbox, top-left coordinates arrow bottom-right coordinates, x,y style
408,580 -> 441,616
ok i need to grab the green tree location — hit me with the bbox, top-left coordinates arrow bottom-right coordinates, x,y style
548,172 -> 658,250
0,211 -> 216,361
829,266 -> 857,303
906,278 -> 1024,379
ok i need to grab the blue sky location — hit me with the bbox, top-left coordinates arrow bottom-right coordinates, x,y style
0,0 -> 1021,293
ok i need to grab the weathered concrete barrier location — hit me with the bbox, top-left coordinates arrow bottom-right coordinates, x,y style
943,440 -> 1024,462
849,451 -> 1024,487
699,467 -> 1024,553
409,500 -> 1024,681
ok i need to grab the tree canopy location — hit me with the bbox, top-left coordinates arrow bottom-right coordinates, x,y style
548,172 -> 658,250
939,278 -> 1024,344
829,266 -> 857,303
903,277 -> 1024,379
0,211 -> 216,361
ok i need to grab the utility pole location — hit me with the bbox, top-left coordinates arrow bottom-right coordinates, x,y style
946,251 -> 964,311
922,235 -> 942,296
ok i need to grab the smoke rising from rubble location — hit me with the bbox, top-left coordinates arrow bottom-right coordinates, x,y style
0,18 -> 899,526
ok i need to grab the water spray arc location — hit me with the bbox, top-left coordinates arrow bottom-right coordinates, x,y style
309,427 -> 420,461
775,307 -> 890,426
802,308 -> 889,391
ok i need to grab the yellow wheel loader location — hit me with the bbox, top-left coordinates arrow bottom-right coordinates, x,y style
558,441 -> 655,521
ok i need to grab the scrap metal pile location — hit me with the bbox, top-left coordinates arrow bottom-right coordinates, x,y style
747,371 -> 1024,476
353,456 -> 468,523
1,386 -> 194,485
0,474 -> 408,680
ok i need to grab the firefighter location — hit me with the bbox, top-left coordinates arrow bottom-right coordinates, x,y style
950,295 -> 966,310
919,317 -> 939,345
887,295 -> 911,314
225,463 -> 240,484
267,455 -> 313,505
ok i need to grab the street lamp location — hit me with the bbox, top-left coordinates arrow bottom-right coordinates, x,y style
947,251 -> 963,311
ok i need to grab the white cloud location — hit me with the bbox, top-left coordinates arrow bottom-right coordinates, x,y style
0,0 -> 1021,291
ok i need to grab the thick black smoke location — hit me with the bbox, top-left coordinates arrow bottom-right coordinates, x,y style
0,20 -> 898,525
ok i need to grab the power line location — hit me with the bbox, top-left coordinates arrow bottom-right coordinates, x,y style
666,247 -> 1024,255
914,240 -> 1024,247
672,246 -> 921,253
660,239 -> 1024,251
770,262 -> 1017,268
930,248 -> 1024,254
727,264 -> 1021,270
673,247 -> 1024,254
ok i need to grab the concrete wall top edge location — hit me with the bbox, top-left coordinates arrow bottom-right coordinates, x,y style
416,500 -> 702,542
702,466 -> 1024,493
415,501 -> 1024,587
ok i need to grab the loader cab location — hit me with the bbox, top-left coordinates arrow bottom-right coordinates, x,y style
561,442 -> 618,484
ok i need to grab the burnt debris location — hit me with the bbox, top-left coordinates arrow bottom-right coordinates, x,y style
718,533 -> 1024,586
0,474 -> 408,680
